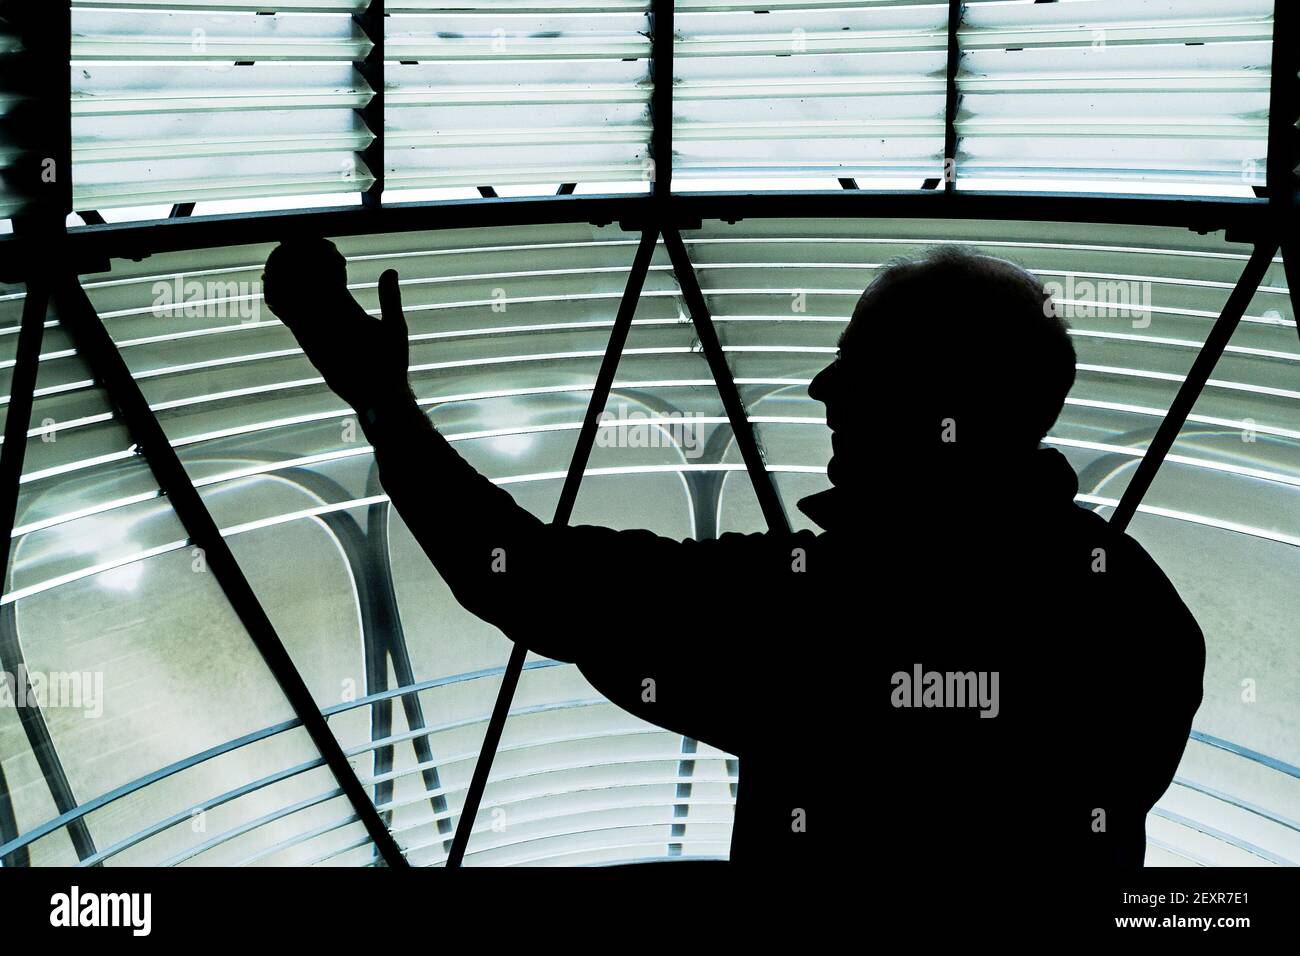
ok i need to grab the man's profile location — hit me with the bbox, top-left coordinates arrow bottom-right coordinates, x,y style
262,239 -> 1205,870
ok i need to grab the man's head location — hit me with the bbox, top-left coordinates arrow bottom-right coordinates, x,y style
807,245 -> 1075,489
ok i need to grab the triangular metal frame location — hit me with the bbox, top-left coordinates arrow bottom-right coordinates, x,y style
0,0 -> 1294,869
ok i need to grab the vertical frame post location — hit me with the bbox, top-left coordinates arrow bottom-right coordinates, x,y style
942,0 -> 962,192
650,0 -> 674,198
354,0 -> 385,208
6,0 -> 71,234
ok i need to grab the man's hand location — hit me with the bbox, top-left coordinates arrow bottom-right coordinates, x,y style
262,237 -> 411,413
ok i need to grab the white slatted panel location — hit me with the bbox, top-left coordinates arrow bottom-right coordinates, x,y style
384,2 -> 652,191
70,1 -> 377,212
4,219 -> 1298,866
4,224 -> 739,867
957,0 -> 1275,190
672,1 -> 950,184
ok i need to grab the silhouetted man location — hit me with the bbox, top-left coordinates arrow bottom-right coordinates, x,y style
263,240 -> 1204,871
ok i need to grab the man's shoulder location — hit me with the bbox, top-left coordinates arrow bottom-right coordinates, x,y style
1051,504 -> 1205,654
1061,503 -> 1176,577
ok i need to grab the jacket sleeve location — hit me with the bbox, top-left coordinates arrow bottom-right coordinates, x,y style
1114,533 -> 1206,801
1085,528 -> 1206,865
360,391 -> 810,752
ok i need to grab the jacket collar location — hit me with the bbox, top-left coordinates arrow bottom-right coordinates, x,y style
796,447 -> 1081,532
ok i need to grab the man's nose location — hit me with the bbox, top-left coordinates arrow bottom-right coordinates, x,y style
808,362 -> 832,403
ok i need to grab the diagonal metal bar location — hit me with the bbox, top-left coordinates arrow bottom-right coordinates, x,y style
0,285 -> 100,866
942,0 -> 962,192
1267,0 -> 1298,348
0,285 -> 48,599
553,229 -> 663,525
649,0 -> 674,196
0,605 -> 99,863
1284,243 -> 1300,348
51,277 -> 409,867
662,226 -> 790,533
0,760 -> 22,866
445,228 -> 661,867
1109,243 -> 1278,533
6,1 -> 93,862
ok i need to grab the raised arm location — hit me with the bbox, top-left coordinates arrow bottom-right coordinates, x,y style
261,240 -> 802,750
365,385 -> 807,752
262,240 -> 575,639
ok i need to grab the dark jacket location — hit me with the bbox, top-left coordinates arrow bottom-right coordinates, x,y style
362,394 -> 1205,869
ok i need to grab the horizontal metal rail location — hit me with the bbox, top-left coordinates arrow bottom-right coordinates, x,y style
305,779 -> 741,868
80,684 -> 620,866
0,660 -> 564,861
109,706 -> 704,868
8,672 -> 1291,867
1148,807 -> 1295,867
13,453 -> 1300,611
0,192 -> 1282,281
402,822 -> 735,869
1170,778 -> 1300,836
